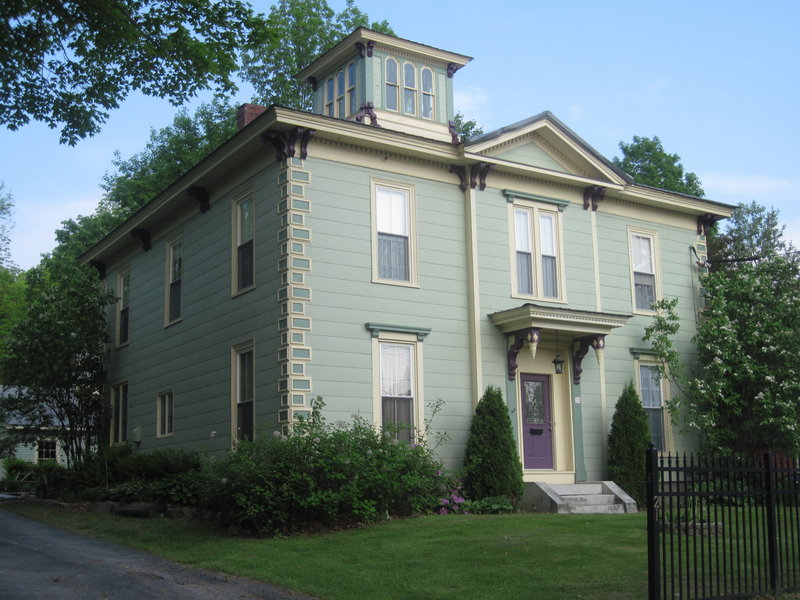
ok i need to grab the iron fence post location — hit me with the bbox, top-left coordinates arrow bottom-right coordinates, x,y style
765,451 -> 779,594
647,442 -> 660,600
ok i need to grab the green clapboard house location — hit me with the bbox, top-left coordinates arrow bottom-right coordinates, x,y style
82,28 -> 733,492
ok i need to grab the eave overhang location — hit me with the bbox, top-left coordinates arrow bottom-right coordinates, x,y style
489,303 -> 631,338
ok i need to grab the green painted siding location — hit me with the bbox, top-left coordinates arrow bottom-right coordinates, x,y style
495,142 -> 569,173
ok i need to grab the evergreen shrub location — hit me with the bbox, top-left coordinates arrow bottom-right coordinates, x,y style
462,385 -> 524,505
204,399 -> 447,534
607,381 -> 651,506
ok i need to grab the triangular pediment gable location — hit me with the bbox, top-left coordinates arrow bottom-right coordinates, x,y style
465,112 -> 628,186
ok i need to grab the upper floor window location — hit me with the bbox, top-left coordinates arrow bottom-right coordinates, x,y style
325,77 -> 334,117
372,181 -> 416,286
629,229 -> 659,312
403,63 -> 416,115
512,203 -> 563,300
385,58 -> 399,111
117,271 -> 130,345
421,68 -> 434,119
234,194 -> 255,293
166,238 -> 182,324
111,382 -> 128,444
347,62 -> 356,114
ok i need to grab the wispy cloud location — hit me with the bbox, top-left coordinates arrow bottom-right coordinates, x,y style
453,85 -> 494,129
701,172 -> 797,198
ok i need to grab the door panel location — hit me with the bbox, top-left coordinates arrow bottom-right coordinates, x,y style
520,374 -> 554,469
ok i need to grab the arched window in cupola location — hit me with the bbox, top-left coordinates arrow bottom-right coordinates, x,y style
325,78 -> 334,117
403,63 -> 417,115
336,69 -> 345,117
421,67 -> 434,120
385,58 -> 399,111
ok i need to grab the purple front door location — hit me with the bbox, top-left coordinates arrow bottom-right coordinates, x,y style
520,374 -> 554,469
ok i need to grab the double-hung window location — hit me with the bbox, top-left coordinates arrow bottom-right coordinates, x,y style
233,342 -> 255,442
421,68 -> 434,119
380,343 -> 415,441
639,364 -> 665,451
325,77 -> 334,117
347,62 -> 356,114
111,382 -> 128,444
512,202 -> 563,300
373,181 -> 416,285
336,69 -> 345,117
157,391 -> 173,437
166,238 -> 182,323
117,271 -> 130,345
234,194 -> 255,293
403,63 -> 417,115
630,230 -> 658,312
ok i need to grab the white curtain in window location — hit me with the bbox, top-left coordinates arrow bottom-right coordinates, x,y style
380,343 -> 413,397
632,235 -> 653,274
514,210 -> 531,252
376,187 -> 408,236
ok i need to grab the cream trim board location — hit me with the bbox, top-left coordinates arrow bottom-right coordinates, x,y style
508,199 -> 568,303
370,178 -> 419,288
634,358 -> 675,453
230,340 -> 256,445
627,226 -> 662,315
370,330 -> 425,439
231,190 -> 256,297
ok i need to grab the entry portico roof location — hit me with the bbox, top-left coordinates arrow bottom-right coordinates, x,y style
489,303 -> 631,338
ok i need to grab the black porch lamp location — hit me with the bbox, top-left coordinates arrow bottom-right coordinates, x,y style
552,331 -> 564,374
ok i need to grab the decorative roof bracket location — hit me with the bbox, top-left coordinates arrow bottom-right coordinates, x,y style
187,186 -> 210,213
507,328 -> 541,381
131,228 -> 151,252
355,102 -> 380,127
572,334 -> 606,385
697,213 -> 719,235
583,185 -> 605,211
262,127 -> 315,161
89,260 -> 106,280
355,40 -> 375,58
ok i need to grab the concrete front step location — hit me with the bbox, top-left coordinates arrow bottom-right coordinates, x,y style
561,493 -> 618,506
568,503 -> 626,514
523,481 -> 638,514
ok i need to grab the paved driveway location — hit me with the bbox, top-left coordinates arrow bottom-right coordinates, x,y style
0,506 -> 318,600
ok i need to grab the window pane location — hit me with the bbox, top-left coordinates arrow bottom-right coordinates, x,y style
404,89 -> 415,114
119,307 -> 129,344
514,210 -> 531,252
517,252 -> 533,295
376,187 -> 408,235
639,366 -> 662,408
524,380 -> 544,423
239,198 -> 254,243
239,350 -> 254,402
634,272 -> 656,310
380,344 -> 413,397
404,63 -> 415,87
541,255 -> 558,298
632,235 -> 653,273
169,280 -> 181,321
539,213 -> 556,256
378,234 -> 409,281
422,68 -> 433,93
386,59 -> 397,83
348,62 -> 356,85
238,239 -> 254,290
237,400 -> 254,441
646,408 -> 665,451
171,242 -> 182,281
382,396 -> 413,441
422,94 -> 433,119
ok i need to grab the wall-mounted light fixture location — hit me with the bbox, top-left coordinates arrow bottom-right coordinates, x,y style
552,331 -> 564,374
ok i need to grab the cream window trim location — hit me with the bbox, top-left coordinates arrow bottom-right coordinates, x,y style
508,199 -> 567,302
164,234 -> 183,327
231,340 -> 255,445
156,390 -> 174,438
370,330 -> 425,440
116,269 -> 131,347
634,357 -> 675,453
628,226 -> 662,315
231,191 -> 256,296
370,179 -> 419,288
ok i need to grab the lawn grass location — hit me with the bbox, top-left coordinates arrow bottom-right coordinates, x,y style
3,502 -> 648,600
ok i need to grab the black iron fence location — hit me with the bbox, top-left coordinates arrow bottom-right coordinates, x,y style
646,447 -> 800,600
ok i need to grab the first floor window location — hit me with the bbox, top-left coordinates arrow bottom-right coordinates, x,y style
380,343 -> 415,441
157,391 -> 173,437
37,440 -> 57,462
235,344 -> 255,441
111,382 -> 128,444
639,365 -> 665,451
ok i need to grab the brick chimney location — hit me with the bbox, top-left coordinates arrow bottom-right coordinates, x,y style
236,103 -> 266,130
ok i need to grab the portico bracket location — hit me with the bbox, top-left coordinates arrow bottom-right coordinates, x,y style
507,328 -> 540,381
572,334 -> 606,385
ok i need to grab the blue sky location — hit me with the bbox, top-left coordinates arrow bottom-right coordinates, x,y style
1,0 -> 798,269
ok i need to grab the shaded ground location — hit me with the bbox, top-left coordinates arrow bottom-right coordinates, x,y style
0,506 -> 317,600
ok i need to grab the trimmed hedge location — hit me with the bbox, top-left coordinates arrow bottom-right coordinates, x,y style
607,381 -> 650,506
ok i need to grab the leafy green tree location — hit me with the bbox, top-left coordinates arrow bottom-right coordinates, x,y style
1,0 -> 257,144
613,135 -> 704,197
707,201 -> 794,270
241,0 -> 394,110
0,255 -> 115,465
607,382 -> 650,506
453,112 -> 484,142
462,386 -> 524,504
0,184 -> 24,366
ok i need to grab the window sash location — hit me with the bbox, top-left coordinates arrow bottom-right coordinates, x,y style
385,59 -> 398,111
632,234 -> 654,274
112,384 -> 128,443
236,349 -> 254,441
158,392 -> 173,437
336,70 -> 345,116
118,306 -> 129,344
403,63 -> 416,114
380,343 -> 414,441
421,68 -> 434,119
378,233 -> 409,281
634,271 -> 656,310
347,62 -> 356,114
514,206 -> 560,298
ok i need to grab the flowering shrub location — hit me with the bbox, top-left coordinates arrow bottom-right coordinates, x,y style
438,485 -> 467,515
204,398 -> 448,534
